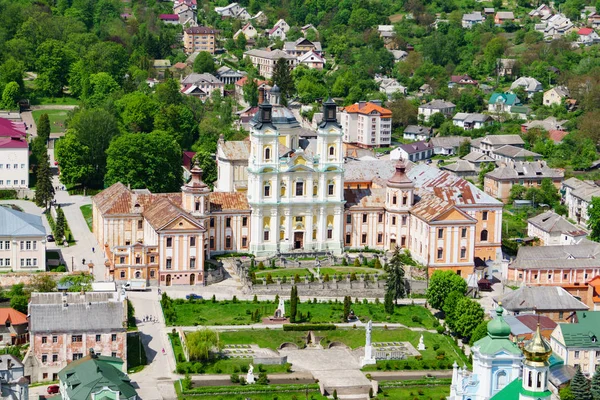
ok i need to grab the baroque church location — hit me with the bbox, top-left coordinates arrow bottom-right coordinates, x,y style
92,90 -> 503,286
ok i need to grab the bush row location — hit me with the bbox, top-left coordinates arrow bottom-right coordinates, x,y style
283,324 -> 336,331
181,383 -> 319,395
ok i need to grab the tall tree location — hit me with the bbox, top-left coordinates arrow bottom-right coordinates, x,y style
426,270 -> 467,310
187,329 -> 222,361
192,152 -> 217,188
571,366 -> 592,400
591,363 -> 600,400
55,207 -> 66,242
2,82 -> 20,109
453,298 -> 485,338
272,58 -> 294,105
289,285 -> 298,323
384,291 -> 394,314
30,274 -> 57,292
35,39 -> 71,96
343,295 -> 351,320
385,247 -> 406,304
34,150 -> 54,210
243,77 -> 259,106
105,131 -> 183,193
588,197 -> 600,242
442,290 -> 464,330
193,51 -> 216,74
37,113 -> 51,143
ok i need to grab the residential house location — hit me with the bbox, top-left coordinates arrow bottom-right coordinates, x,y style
175,0 -> 197,10
551,311 -> 600,376
378,25 -> 395,44
301,24 -> 318,36
543,86 -> 570,106
549,130 -> 569,143
510,77 -> 543,98
402,125 -> 432,141
243,49 -> 297,79
341,101 -> 393,148
494,286 -> 588,322
430,136 -> 469,155
484,160 -> 564,203
417,99 -> 456,122
448,74 -> 478,88
24,291 -> 127,383
491,145 -> 542,163
561,177 -> 600,226
296,50 -> 325,70
452,113 -> 493,130
495,11 -> 515,25
498,58 -> 517,77
522,116 -> 568,133
529,4 -> 553,18
267,19 -> 290,40
391,141 -> 433,162
215,66 -> 245,85
527,210 -> 587,246
462,11 -> 485,28
251,11 -> 268,26
0,308 -> 28,347
462,151 -> 496,167
503,314 -> 557,341
389,49 -> 408,62
0,117 -> 29,190
283,38 -> 322,56
538,14 -> 575,40
483,7 -> 495,15
419,83 -> 433,95
233,23 -> 257,40
375,76 -> 407,98
440,160 -> 478,178
472,134 -> 525,156
180,73 -> 224,99
152,60 -> 171,78
488,92 -> 521,113
0,354 -> 28,400
174,3 -> 196,26
159,14 -> 179,24
58,350 -> 138,400
183,26 -> 217,54
577,27 -> 600,45
234,76 -> 269,103
588,12 -> 600,28
215,2 -> 250,19
0,207 -> 46,272
584,276 -> 600,311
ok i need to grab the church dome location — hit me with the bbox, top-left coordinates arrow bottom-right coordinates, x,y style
270,84 -> 280,93
523,323 -> 552,365
487,305 -> 511,338
387,160 -> 414,188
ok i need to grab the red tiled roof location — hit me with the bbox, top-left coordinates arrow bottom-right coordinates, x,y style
0,136 -> 28,149
549,130 -> 568,143
209,192 -> 249,211
578,27 -> 594,35
342,102 -> 392,117
0,308 -> 28,325
185,26 -> 217,35
159,14 -> 179,20
174,62 -> 187,69
235,76 -> 269,87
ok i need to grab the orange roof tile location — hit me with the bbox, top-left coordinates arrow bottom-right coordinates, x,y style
342,102 -> 392,117
0,308 -> 28,325
209,192 -> 249,211
143,197 -> 200,230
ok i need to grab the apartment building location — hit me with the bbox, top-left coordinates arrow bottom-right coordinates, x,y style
183,26 -> 217,54
0,117 -> 29,190
0,207 -> 46,272
340,101 -> 393,148
243,49 -> 297,79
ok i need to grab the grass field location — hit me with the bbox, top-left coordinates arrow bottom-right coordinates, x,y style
256,266 -> 382,280
256,268 -> 309,278
80,205 -> 93,231
32,109 -> 69,133
32,96 -> 80,106
169,299 -> 436,328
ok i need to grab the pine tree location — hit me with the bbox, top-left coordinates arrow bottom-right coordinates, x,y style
571,366 -> 592,400
34,149 -> 54,209
343,296 -> 351,320
37,113 -> 51,143
591,364 -> 600,400
271,58 -> 294,105
384,291 -> 394,314
385,247 -> 406,304
55,207 -> 65,242
289,286 -> 297,323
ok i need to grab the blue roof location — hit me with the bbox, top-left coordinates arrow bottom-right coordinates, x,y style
0,206 -> 46,237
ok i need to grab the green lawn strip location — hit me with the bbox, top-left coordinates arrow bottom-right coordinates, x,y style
318,267 -> 383,276
180,383 -> 321,396
80,204 -> 93,231
218,330 -> 307,350
127,333 -> 147,373
255,268 -> 309,278
31,109 -> 69,133
378,384 -> 450,399
169,299 -> 435,328
32,96 -> 80,106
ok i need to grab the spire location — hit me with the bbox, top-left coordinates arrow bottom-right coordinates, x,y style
523,322 -> 552,365
486,303 -> 511,338
387,160 -> 414,188
184,161 -> 210,193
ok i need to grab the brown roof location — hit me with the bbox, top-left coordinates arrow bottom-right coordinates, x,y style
92,182 -> 131,214
0,308 -> 28,325
219,140 -> 250,160
409,194 -> 453,222
143,197 -> 198,230
209,192 -> 249,211
344,188 -> 386,209
174,62 -> 187,69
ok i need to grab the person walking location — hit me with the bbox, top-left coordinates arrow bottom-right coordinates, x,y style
92,247 -> 95,253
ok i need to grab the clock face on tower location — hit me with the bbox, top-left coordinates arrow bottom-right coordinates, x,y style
8,152 -> 17,161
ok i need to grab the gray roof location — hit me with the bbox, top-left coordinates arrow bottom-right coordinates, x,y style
511,76 -> 543,92
510,239 -> 600,270
481,134 -> 524,146
283,38 -> 322,52
496,11 -> 515,19
430,136 -> 469,149
440,160 -> 476,173
485,161 -> 564,181
181,73 -> 222,85
494,286 -> 589,312
453,113 -> 492,123
344,160 -> 396,185
522,116 -> 568,132
0,206 -> 46,237
398,141 -> 432,154
463,11 -> 484,21
419,99 -> 456,110
527,210 -> 587,236
29,293 -> 125,333
493,145 -> 541,159
244,49 -> 296,60
404,125 -> 430,135
569,180 -> 600,202
462,152 -> 495,163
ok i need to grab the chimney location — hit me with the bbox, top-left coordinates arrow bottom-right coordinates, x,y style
258,87 -> 265,104
371,100 -> 382,106
358,101 -> 366,109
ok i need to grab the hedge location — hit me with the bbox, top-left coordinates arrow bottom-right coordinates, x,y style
283,324 -> 336,331
181,383 -> 320,395
0,190 -> 17,200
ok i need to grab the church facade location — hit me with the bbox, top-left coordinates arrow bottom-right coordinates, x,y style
92,97 -> 503,286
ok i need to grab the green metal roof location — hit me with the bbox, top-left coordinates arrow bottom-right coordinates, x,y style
560,311 -> 600,348
58,354 -> 137,400
489,92 -> 519,106
490,378 -> 552,400
475,334 -> 523,356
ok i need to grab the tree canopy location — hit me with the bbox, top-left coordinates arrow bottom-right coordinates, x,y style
426,270 -> 467,310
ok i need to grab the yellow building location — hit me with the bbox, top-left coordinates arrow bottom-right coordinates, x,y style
183,26 -> 217,54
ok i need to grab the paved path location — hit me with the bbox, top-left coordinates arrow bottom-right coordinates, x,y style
167,321 -> 437,333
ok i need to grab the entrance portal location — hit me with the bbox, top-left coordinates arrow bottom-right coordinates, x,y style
166,274 -> 172,286
190,274 -> 195,285
294,232 -> 304,249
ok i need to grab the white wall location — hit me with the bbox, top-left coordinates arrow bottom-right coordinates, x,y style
0,148 -> 29,189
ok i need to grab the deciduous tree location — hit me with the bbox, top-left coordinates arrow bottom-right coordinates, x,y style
187,329 -> 221,361
31,274 -> 57,292
453,298 -> 484,338
2,82 -> 20,109
193,51 -> 216,74
272,58 -> 294,104
243,77 -> 259,106
192,151 -> 217,188
426,270 -> 467,310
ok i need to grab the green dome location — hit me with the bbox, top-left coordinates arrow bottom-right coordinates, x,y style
487,305 -> 511,338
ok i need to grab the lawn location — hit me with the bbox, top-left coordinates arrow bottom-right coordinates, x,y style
317,267 -> 383,276
218,328 -> 467,368
32,96 -> 80,106
80,204 -> 93,231
127,333 -> 147,373
32,109 -> 69,133
378,384 -> 449,399
256,268 -> 310,279
168,299 -> 437,328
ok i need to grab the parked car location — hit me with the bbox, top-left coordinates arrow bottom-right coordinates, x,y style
186,294 -> 203,300
46,234 -> 55,242
47,385 -> 59,394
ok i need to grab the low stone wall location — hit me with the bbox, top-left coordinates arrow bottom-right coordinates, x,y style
253,355 -> 288,365
0,272 -> 68,288
205,267 -> 225,285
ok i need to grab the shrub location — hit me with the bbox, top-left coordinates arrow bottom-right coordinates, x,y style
333,389 -> 338,399
182,375 -> 192,390
258,261 -> 265,270
232,296 -> 238,303
230,373 -> 240,383
341,258 -> 348,266
353,258 -> 361,267
283,324 -> 336,331
411,315 -> 422,324
433,344 -> 440,351
436,325 -> 445,334
350,272 -> 357,281
253,295 -> 258,303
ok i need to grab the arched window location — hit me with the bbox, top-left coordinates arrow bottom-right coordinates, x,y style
265,147 -> 271,160
528,371 -> 532,387
496,370 -> 508,390
480,229 -> 488,241
264,182 -> 271,197
537,371 -> 542,388
329,146 -> 335,156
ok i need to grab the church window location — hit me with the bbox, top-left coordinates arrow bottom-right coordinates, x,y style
402,216 -> 407,226
402,195 -> 408,205
460,248 -> 467,259
377,233 -> 383,244
296,182 -> 304,196
241,237 -> 248,248
225,236 -> 232,249
265,147 -> 271,160
392,195 -> 397,205
362,214 -> 367,223
345,234 -> 351,244
210,218 -> 214,227
496,370 -> 508,390
264,182 -> 271,197
327,229 -> 333,239
242,217 -> 248,227
378,213 -> 383,223
401,236 -> 406,247
461,228 -> 467,238
537,371 -> 542,388
346,214 -> 352,224
328,183 -> 334,195
437,248 -> 443,259
329,146 -> 335,156
138,220 -> 143,229
528,371 -> 532,387
361,233 -> 367,244
438,228 -> 444,239
209,236 -> 215,249
263,231 -> 269,241
392,216 -> 396,225
480,229 -> 488,241
226,217 -> 231,228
